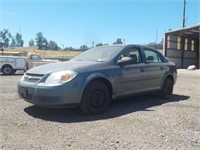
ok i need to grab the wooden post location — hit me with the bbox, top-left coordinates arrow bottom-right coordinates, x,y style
181,36 -> 185,68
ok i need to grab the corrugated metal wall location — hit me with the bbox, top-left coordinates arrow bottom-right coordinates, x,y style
164,33 -> 199,69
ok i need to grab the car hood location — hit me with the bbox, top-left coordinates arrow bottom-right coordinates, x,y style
26,60 -> 106,75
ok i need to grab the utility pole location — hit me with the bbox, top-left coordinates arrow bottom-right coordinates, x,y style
91,41 -> 94,48
155,29 -> 158,45
182,0 -> 186,28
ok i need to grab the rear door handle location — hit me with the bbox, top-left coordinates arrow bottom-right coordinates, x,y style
160,67 -> 164,70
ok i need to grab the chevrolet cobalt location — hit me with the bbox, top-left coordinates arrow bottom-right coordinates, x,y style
18,45 -> 177,115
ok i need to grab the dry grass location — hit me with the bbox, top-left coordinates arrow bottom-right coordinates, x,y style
31,50 -> 81,60
4,47 -> 81,60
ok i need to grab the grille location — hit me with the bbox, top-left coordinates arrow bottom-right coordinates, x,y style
24,73 -> 44,82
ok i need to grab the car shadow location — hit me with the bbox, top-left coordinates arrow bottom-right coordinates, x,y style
24,94 -> 189,123
24,95 -> 190,123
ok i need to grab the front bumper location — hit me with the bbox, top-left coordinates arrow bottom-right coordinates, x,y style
18,77 -> 83,107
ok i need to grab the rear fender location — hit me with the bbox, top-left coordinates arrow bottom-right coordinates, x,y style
160,73 -> 175,89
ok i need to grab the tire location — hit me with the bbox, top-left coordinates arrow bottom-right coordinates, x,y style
2,65 -> 14,75
80,81 -> 110,115
159,78 -> 174,99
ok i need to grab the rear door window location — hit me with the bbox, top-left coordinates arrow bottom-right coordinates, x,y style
144,49 -> 163,63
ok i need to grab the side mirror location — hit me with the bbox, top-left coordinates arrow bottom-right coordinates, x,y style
117,57 -> 134,67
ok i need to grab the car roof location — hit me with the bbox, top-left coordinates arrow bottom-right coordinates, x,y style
101,44 -> 158,50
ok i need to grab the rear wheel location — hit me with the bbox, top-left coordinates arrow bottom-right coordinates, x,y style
159,78 -> 174,99
80,81 -> 110,115
2,65 -> 14,75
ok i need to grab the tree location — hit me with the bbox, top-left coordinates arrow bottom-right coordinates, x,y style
96,43 -> 103,47
15,33 -> 24,47
64,47 -> 76,51
35,32 -> 43,49
80,45 -> 88,51
48,40 -> 58,50
10,38 -> 16,47
0,29 -> 12,48
113,38 -> 123,44
29,39 -> 34,46
35,32 -> 48,50
42,38 -> 48,50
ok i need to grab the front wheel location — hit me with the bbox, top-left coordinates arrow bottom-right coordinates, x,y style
80,81 -> 110,115
159,78 -> 174,99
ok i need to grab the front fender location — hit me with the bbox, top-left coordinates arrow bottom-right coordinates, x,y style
85,72 -> 108,85
76,73 -> 108,99
78,72 -> 115,99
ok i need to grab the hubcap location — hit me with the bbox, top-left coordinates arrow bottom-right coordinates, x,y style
91,91 -> 104,107
4,68 -> 11,74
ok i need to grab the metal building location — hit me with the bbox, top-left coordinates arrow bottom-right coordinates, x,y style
163,24 -> 200,69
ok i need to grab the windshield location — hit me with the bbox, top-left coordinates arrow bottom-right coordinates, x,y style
71,46 -> 122,62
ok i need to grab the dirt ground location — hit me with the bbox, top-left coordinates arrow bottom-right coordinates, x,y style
0,69 -> 200,150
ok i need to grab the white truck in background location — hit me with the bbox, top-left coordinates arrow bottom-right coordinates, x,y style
0,53 -> 60,75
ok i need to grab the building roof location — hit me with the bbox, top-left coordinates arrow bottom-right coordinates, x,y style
165,24 -> 200,39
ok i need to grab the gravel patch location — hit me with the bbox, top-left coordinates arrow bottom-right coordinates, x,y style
0,69 -> 200,150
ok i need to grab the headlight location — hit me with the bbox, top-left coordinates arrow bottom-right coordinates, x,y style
44,70 -> 77,85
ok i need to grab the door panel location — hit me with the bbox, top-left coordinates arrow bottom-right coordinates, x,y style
143,48 -> 167,90
145,63 -> 166,89
117,63 -> 148,95
27,54 -> 43,69
15,58 -> 26,69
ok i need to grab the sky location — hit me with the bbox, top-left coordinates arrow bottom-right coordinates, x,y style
0,0 -> 199,48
